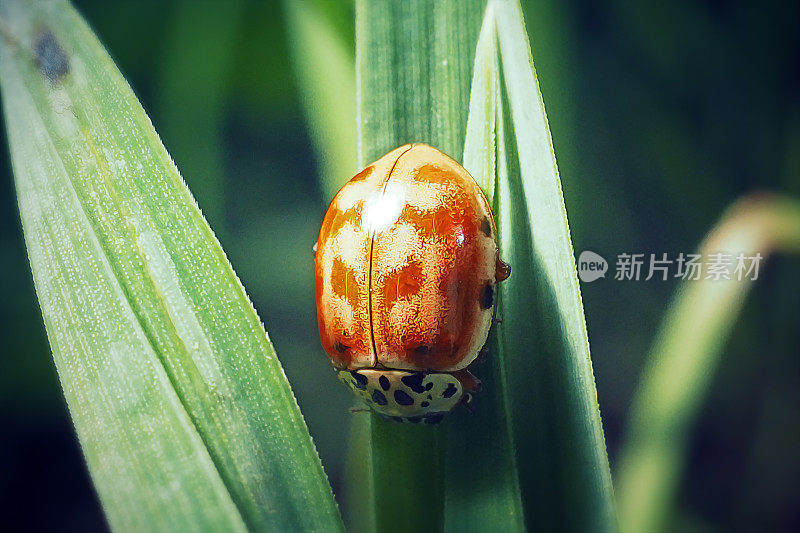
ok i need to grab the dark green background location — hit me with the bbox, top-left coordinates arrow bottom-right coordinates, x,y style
1,1 -> 798,530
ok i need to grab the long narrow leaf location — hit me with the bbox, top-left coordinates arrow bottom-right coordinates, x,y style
458,1 -> 617,530
488,1 -> 617,529
0,1 -> 342,530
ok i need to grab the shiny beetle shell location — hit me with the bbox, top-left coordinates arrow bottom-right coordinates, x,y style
315,144 -> 510,422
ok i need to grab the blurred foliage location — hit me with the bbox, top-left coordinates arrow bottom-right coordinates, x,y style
0,0 -> 798,531
284,0 -> 357,199
616,194 -> 800,531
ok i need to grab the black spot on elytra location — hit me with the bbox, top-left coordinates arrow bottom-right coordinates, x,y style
442,383 -> 458,398
480,283 -> 494,309
379,375 -> 390,391
424,413 -> 445,425
394,389 -> 414,406
350,371 -> 367,390
333,341 -> 349,353
34,30 -> 69,83
427,394 -> 433,400
425,382 -> 434,391
421,401 -> 430,408
414,345 -> 433,356
481,217 -> 492,237
401,372 -> 427,393
372,389 -> 388,406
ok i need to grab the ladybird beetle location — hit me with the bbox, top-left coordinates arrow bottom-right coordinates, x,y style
315,144 -> 510,423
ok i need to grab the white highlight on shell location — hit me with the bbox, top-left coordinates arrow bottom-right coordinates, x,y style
362,184 -> 405,234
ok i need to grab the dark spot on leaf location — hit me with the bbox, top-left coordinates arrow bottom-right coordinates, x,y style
401,372 -> 427,393
442,383 -> 458,398
421,401 -> 430,408
34,30 -> 69,82
379,375 -> 390,391
394,389 -> 414,406
372,389 -> 388,406
480,283 -> 494,309
350,371 -> 367,390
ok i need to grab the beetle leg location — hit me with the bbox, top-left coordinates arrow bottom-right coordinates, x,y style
452,369 -> 482,393
496,257 -> 511,282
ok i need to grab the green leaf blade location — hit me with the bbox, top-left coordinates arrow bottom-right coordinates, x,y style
356,0 -> 484,164
464,1 -> 616,530
0,1 -> 342,530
